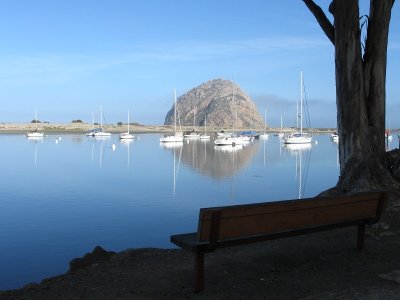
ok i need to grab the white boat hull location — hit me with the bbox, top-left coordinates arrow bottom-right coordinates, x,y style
120,132 -> 134,139
199,135 -> 211,140
184,133 -> 200,139
216,132 -> 234,138
214,136 -> 250,146
284,143 -> 312,152
160,134 -> 184,143
27,132 -> 44,138
93,132 -> 111,137
283,133 -> 312,144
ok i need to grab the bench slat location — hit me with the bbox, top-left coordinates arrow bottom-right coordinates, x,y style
197,192 -> 384,241
199,192 -> 382,220
172,218 -> 368,251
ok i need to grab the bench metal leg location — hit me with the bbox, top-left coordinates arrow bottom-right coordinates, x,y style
194,251 -> 204,292
357,224 -> 365,251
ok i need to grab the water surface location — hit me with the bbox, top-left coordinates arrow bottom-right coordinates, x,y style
0,133 -> 385,289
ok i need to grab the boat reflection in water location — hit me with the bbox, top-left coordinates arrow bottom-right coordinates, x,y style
160,141 -> 183,196
120,138 -> 134,168
28,136 -> 44,166
161,139 -> 259,179
283,142 -> 312,153
283,142 -> 312,199
89,137 -> 114,168
214,144 -> 246,152
159,141 -> 183,149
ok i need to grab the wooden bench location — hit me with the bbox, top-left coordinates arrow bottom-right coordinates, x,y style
170,191 -> 387,292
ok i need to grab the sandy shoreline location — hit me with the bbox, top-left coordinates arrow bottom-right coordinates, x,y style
0,123 -> 335,134
0,123 -> 171,134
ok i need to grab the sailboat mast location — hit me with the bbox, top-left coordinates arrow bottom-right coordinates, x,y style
300,71 -> 303,135
34,108 -> 38,131
174,89 -> 177,134
193,106 -> 196,127
264,108 -> 267,131
296,93 -> 299,130
235,112 -> 238,133
299,150 -> 302,199
127,110 -> 130,134
100,106 -> 103,129
232,88 -> 236,132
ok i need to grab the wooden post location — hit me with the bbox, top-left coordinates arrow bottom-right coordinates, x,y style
194,252 -> 204,292
357,224 -> 365,251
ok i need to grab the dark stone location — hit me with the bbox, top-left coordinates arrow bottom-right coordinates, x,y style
69,246 -> 116,272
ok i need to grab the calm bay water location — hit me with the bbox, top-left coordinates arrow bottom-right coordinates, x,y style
1,132 -> 394,290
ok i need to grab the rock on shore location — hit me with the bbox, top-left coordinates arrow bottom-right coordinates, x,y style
164,79 -> 264,128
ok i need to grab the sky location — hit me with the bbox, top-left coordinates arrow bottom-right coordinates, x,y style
0,0 -> 399,128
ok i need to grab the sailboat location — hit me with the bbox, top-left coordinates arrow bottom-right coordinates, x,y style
92,106 -> 111,137
184,106 -> 200,139
385,119 -> 393,142
160,89 -> 184,143
86,112 -> 100,136
274,115 -> 284,137
214,89 -> 250,146
26,109 -> 44,138
331,131 -> 339,142
199,114 -> 211,140
277,115 -> 284,137
259,108 -> 269,139
283,72 -> 312,144
214,113 -> 250,146
120,110 -> 134,140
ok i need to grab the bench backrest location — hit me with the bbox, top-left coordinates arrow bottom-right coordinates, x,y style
197,191 -> 387,242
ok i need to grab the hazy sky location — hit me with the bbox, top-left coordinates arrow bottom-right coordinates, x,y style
0,1 -> 399,128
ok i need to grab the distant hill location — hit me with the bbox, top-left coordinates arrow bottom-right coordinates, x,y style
164,79 -> 264,129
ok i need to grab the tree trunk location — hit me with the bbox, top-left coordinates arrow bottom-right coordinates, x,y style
304,0 -> 399,193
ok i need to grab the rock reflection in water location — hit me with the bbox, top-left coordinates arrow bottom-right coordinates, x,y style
162,140 -> 259,179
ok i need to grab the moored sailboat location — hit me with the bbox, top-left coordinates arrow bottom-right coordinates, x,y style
160,90 -> 184,143
120,110 -> 134,140
26,108 -> 44,138
92,106 -> 111,137
331,131 -> 339,142
214,90 -> 251,147
259,108 -> 269,139
276,115 -> 284,138
283,72 -> 312,144
199,114 -> 211,140
184,106 -> 200,139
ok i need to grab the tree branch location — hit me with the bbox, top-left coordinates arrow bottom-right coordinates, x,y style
303,0 -> 335,45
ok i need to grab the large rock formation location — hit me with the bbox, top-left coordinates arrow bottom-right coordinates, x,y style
164,79 -> 264,129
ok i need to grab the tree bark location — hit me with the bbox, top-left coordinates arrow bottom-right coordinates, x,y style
304,0 -> 399,193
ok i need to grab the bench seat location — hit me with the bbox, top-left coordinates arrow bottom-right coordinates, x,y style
170,191 -> 387,292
